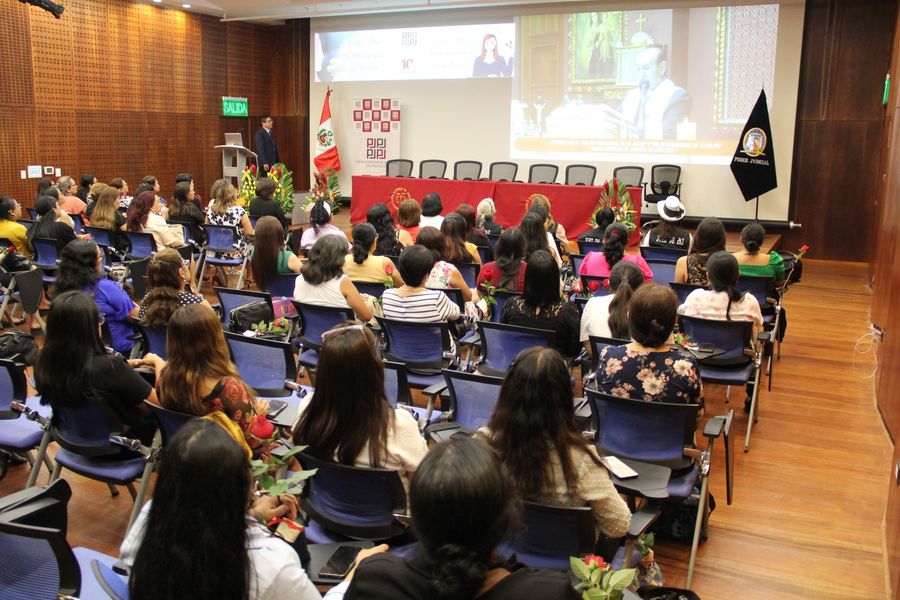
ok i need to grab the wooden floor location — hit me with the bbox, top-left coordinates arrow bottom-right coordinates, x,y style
0,254 -> 890,598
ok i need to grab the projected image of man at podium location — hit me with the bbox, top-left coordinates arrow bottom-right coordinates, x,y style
620,46 -> 691,139
254,115 -> 281,173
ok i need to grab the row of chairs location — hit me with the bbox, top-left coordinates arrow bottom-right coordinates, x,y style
386,159 -> 682,198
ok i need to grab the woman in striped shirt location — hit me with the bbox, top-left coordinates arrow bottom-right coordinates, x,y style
381,245 -> 461,323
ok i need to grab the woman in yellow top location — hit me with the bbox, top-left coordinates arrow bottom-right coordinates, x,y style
343,223 -> 403,285
440,213 -> 481,264
0,197 -> 32,258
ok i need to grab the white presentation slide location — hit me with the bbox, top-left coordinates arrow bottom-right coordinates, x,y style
314,23 -> 517,82
511,5 -> 781,166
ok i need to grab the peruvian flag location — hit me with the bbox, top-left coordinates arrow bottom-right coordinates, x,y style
314,89 -> 342,172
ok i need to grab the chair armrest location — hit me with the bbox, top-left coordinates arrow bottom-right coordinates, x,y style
703,415 -> 726,439
628,504 -> 661,538
422,382 -> 447,397
756,331 -> 772,343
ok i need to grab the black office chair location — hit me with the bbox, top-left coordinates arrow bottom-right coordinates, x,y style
645,165 -> 682,205
386,159 -> 413,177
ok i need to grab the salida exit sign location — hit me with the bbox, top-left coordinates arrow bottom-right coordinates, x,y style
222,96 -> 248,117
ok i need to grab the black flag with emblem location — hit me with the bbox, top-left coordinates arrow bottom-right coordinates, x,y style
730,89 -> 777,201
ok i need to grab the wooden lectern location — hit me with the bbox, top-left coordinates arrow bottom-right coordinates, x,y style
215,133 -> 257,186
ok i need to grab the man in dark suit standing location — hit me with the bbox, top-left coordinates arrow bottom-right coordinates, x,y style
254,115 -> 280,172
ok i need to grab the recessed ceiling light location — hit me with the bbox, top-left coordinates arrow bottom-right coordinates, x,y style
182,3 -> 190,7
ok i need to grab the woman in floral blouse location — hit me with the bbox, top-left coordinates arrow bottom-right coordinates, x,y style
594,283 -> 702,404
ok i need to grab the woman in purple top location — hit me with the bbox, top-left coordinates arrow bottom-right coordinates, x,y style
53,239 -> 139,354
578,222 -> 652,282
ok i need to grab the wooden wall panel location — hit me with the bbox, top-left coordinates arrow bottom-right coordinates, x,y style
0,0 -> 304,208
0,3 -> 34,109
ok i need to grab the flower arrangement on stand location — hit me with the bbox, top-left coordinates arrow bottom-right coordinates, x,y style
266,163 -> 294,215
570,554 -> 636,600
304,169 -> 341,214
589,179 -> 637,231
238,164 -> 258,207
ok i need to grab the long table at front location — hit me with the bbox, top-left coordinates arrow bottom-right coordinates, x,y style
350,175 -> 642,242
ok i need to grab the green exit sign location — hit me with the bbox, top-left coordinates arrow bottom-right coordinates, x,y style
222,96 -> 248,117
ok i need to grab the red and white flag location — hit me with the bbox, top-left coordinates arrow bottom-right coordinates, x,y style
314,89 -> 341,172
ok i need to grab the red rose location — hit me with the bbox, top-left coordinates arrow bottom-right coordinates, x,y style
481,265 -> 494,280
587,280 -> 600,292
7,246 -> 15,253
800,244 -> 809,252
385,263 -> 394,275
602,279 -> 610,289
251,164 -> 257,173
248,414 -> 274,441
584,554 -> 606,569
243,166 -> 249,172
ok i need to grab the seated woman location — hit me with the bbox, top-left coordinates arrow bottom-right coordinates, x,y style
121,420 -> 321,600
481,347 -> 630,541
416,227 -> 473,302
501,250 -> 581,359
57,175 -> 87,219
679,250 -> 763,339
580,261 -> 644,353
476,227 -> 526,293
248,177 -> 289,230
54,240 -> 139,355
343,223 -> 403,286
330,435 -> 580,599
441,213 -> 481,265
206,179 -> 254,258
396,199 -> 422,242
88,186 -> 128,254
0,196 -> 32,258
419,192 -> 444,230
642,196 -> 691,251
168,181 -> 206,246
578,207 -> 615,246
455,203 -> 491,252
126,191 -> 185,250
139,248 -> 211,326
519,210 -> 561,267
674,217 -> 726,285
27,195 -> 77,252
35,290 -> 157,446
250,216 -> 302,293
476,197 -> 503,235
594,284 -> 702,404
367,203 -> 412,256
293,323 -> 427,490
156,304 -> 275,457
733,222 -> 785,283
579,222 -> 652,282
300,200 -> 350,252
530,195 -> 568,259
381,245 -> 461,323
294,234 -> 372,322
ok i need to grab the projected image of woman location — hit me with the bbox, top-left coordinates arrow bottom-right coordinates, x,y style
473,33 -> 509,77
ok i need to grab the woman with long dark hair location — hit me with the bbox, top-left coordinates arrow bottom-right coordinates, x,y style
579,222 -> 652,282
343,222 -> 403,285
500,250 -> 580,358
529,195 -> 568,259
454,203 -> 491,253
139,248 -> 210,327
416,227 -> 473,302
595,284 -> 702,404
440,212 -> 481,264
53,239 -> 139,354
476,226 -> 526,293
481,347 -> 630,542
334,436 -> 579,599
168,181 -> 206,245
679,250 -> 763,338
580,260 -> 644,352
35,290 -> 157,444
126,191 -> 185,250
518,210 -> 554,264
293,323 -> 427,489
300,199 -> 349,251
674,217 -> 727,285
294,234 -> 372,322
250,216 -> 301,293
367,203 -> 412,256
26,195 -> 77,252
122,420 -> 321,600
156,304 -> 274,456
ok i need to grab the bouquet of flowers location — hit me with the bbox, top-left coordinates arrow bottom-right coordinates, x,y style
570,554 -> 636,600
267,163 -> 294,215
304,169 -> 341,214
239,164 -> 258,207
590,179 -> 636,231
